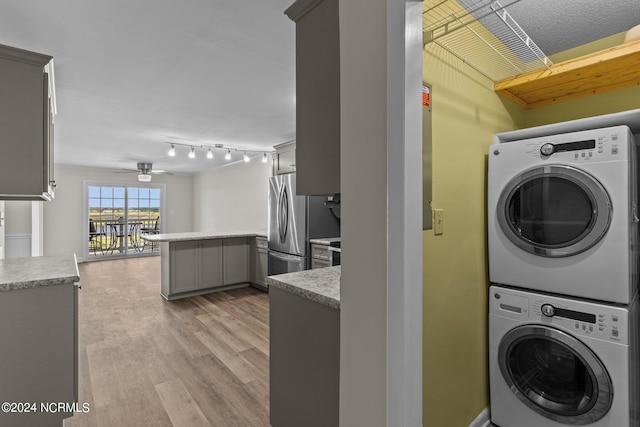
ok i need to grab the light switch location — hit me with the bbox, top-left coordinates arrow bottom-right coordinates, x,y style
434,209 -> 444,235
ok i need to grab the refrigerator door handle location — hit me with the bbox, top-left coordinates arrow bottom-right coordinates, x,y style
278,184 -> 289,242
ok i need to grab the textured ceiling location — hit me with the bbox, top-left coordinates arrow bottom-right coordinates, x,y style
505,0 -> 640,55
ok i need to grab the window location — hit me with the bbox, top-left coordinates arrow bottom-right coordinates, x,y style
85,182 -> 165,259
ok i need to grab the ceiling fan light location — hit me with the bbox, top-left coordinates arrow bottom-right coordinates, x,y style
225,149 -> 231,161
138,174 -> 152,182
188,146 -> 196,159
207,148 -> 213,159
168,144 -> 176,157
262,152 -> 268,163
243,152 -> 250,162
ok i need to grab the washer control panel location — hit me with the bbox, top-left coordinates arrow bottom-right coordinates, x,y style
490,286 -> 629,344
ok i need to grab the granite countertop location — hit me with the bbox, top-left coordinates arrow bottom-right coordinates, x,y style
142,231 -> 267,242
267,266 -> 340,309
0,255 -> 80,292
309,237 -> 341,246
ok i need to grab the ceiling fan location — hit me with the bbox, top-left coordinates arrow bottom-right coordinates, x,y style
118,162 -> 167,182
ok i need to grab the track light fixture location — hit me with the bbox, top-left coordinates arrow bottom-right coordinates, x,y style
164,142 -> 272,164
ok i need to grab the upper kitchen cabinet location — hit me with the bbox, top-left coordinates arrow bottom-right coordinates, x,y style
273,140 -> 297,175
285,0 -> 340,196
0,44 -> 56,201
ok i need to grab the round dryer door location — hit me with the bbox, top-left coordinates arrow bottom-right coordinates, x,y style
498,325 -> 613,425
497,165 -> 612,257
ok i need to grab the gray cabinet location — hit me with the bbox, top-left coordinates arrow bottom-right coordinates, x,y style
270,286 -> 339,427
0,201 -> 4,259
310,243 -> 331,269
0,283 -> 78,427
223,237 -> 250,285
0,44 -> 56,201
285,0 -> 340,196
199,239 -> 224,288
170,241 -> 198,294
166,239 -> 224,297
160,236 -> 254,300
251,236 -> 268,288
272,140 -> 296,175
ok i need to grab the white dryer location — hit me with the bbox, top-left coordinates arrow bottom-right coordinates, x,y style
489,285 -> 639,427
488,125 -> 638,304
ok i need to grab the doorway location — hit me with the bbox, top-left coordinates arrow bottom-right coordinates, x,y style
85,182 -> 164,259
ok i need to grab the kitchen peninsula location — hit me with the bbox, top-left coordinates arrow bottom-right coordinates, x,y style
142,231 -> 267,300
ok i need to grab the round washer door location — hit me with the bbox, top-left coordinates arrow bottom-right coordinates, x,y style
498,325 -> 613,425
497,165 -> 612,257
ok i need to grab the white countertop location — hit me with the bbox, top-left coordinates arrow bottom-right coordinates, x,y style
0,255 -> 80,292
141,231 -> 267,243
267,266 -> 340,309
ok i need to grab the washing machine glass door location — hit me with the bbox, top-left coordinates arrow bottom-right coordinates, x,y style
498,325 -> 613,425
497,165 -> 611,257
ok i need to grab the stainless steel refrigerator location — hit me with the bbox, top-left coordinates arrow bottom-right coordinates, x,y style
268,173 -> 340,275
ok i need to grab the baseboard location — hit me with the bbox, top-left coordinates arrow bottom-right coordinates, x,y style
468,408 -> 491,427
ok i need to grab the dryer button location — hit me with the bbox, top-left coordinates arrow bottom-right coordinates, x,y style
540,144 -> 555,156
541,304 -> 555,317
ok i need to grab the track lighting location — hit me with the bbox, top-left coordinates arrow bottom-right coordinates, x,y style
164,142 -> 271,165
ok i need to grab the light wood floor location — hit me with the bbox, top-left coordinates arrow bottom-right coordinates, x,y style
64,257 -> 270,427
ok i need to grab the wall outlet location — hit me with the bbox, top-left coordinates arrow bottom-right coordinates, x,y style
434,209 -> 444,235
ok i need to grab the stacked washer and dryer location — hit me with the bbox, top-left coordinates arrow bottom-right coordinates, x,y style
487,124 -> 640,427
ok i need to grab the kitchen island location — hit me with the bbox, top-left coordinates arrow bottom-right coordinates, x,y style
142,231 -> 267,300
0,255 -> 80,427
267,266 -> 340,427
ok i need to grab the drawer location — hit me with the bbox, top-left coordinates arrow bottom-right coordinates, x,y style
311,244 -> 330,260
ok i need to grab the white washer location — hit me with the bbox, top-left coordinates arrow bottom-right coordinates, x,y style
488,125 -> 638,304
489,285 -> 639,427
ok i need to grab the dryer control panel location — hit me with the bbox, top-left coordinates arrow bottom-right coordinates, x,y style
488,125 -> 634,171
490,286 -> 630,344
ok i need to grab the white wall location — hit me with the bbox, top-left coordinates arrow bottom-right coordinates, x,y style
4,201 -> 31,234
193,159 -> 271,234
43,167 -> 194,259
339,0 -> 422,425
